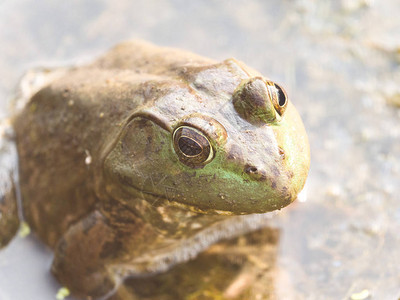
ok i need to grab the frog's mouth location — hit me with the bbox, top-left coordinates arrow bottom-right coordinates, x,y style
114,176 -> 241,216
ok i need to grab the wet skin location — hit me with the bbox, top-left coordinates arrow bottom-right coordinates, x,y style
0,41 -> 310,298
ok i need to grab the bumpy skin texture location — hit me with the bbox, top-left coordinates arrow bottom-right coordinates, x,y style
0,173 -> 19,248
0,123 -> 20,248
11,40 -> 310,298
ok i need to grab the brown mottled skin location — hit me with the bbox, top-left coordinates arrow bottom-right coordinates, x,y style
0,40 -> 310,299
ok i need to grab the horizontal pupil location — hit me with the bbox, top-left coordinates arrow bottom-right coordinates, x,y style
178,136 -> 202,156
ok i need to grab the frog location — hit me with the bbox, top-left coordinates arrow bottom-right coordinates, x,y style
0,40 -> 310,299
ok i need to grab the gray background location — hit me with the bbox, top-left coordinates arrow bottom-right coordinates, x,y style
1,0 -> 400,299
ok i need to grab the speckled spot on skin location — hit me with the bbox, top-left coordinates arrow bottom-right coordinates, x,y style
82,213 -> 98,235
270,165 -> 280,178
117,173 -> 135,187
137,118 -> 149,129
278,147 -> 285,160
271,181 -> 277,189
259,170 -> 267,181
99,239 -> 123,259
281,187 -> 289,199
227,144 -> 243,161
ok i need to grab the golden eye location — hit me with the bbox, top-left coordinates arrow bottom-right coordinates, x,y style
173,126 -> 214,168
266,82 -> 288,116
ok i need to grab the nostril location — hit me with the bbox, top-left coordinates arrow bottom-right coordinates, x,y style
249,167 -> 257,173
244,165 -> 267,181
245,165 -> 258,174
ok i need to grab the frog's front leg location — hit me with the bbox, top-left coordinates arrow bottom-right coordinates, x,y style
51,202 -> 158,299
0,120 -> 20,248
52,210 -> 116,298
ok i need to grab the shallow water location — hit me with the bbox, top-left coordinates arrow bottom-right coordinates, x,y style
1,0 -> 400,299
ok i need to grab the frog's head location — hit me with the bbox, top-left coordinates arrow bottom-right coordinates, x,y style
103,59 -> 310,214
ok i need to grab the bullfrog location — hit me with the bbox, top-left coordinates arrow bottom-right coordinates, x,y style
0,40 -> 310,299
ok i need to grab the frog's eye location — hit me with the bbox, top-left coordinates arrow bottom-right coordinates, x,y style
172,126 -> 214,168
266,82 -> 288,116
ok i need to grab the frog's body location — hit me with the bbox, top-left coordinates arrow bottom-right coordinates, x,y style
0,40 -> 310,299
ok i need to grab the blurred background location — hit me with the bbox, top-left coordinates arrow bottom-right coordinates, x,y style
0,0 -> 399,299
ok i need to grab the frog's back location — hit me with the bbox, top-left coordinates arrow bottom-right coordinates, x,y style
92,40 -> 215,74
14,41 -> 212,247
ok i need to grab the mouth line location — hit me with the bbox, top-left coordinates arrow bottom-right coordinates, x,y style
121,182 -> 238,216
119,178 -> 282,215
